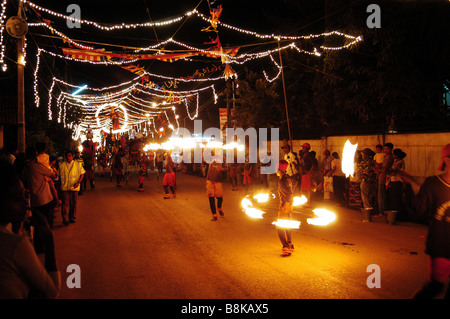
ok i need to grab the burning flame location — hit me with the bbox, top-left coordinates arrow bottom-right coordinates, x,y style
307,208 -> 336,226
253,193 -> 270,203
272,219 -> 301,229
342,140 -> 358,177
293,195 -> 308,206
241,194 -> 336,228
241,197 -> 265,219
252,192 -> 275,203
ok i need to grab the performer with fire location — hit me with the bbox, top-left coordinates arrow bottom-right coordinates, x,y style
276,160 -> 295,257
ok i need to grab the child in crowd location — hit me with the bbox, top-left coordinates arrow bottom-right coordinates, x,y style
374,144 -> 386,170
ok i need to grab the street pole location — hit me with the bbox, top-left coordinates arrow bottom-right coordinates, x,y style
225,79 -> 231,144
17,1 -> 25,153
277,40 -> 292,149
231,79 -> 236,113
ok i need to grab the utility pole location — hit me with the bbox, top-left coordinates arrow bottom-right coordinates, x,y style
231,78 -> 236,124
277,40 -> 292,149
17,0 -> 26,152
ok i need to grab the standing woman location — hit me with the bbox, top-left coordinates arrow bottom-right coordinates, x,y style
386,148 -> 407,220
0,159 -> 60,298
163,152 -> 177,199
330,152 -> 346,206
359,148 -> 377,221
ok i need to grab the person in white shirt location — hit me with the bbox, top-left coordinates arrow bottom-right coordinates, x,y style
58,150 -> 85,225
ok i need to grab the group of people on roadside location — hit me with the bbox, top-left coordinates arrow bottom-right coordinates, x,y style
279,141 -> 413,222
281,143 -> 347,208
0,141 -> 448,298
356,143 -> 408,222
275,142 -> 450,299
0,142 -> 87,299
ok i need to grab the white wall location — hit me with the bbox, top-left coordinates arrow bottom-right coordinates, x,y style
282,132 -> 449,179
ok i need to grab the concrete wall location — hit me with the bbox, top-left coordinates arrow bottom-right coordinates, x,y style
284,132 -> 450,179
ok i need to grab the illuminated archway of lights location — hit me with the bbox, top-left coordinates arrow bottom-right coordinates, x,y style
49,75 -> 209,140
46,75 -> 210,131
95,103 -> 128,134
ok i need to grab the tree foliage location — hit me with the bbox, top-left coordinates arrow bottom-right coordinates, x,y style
234,0 -> 450,138
234,68 -> 280,129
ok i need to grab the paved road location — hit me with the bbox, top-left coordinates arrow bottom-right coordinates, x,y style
51,168 -> 431,299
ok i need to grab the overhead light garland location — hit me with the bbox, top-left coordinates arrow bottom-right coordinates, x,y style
25,0 -> 194,31
19,0 -> 363,137
25,1 -> 361,49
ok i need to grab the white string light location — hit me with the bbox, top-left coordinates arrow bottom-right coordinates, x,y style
195,10 -> 362,45
28,22 -> 95,50
26,1 -> 362,50
0,0 -> 8,71
25,1 -> 193,31
263,54 -> 282,82
47,80 -> 56,120
33,48 -> 42,107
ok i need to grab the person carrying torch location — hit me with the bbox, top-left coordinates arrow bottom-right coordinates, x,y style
276,160 -> 295,256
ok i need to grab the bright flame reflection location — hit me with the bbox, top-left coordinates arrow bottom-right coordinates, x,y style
307,208 -> 336,226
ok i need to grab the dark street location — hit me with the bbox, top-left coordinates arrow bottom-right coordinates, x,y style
52,169 -> 430,299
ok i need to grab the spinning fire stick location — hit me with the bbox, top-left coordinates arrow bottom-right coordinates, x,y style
241,193 -> 337,228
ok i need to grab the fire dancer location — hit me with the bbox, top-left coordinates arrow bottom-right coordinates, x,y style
206,154 -> 227,221
276,160 -> 295,256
